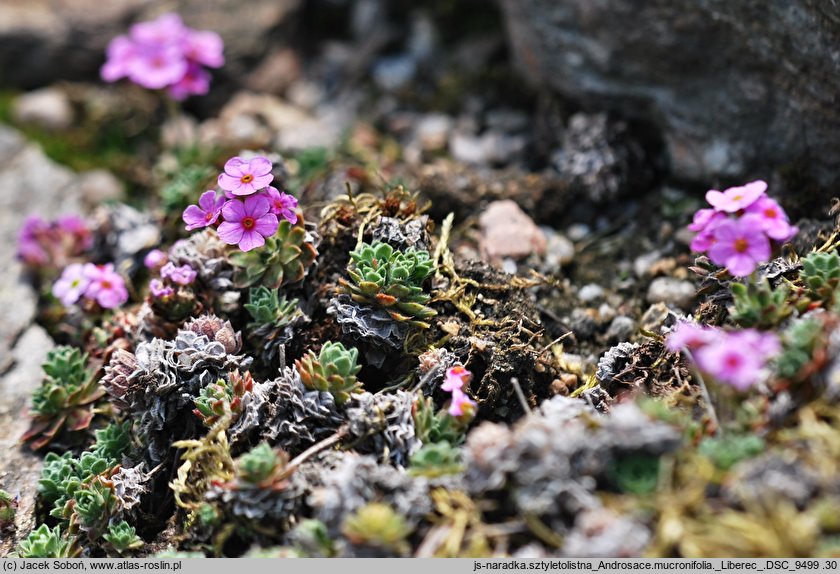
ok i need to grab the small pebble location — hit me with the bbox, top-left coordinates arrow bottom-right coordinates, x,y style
646,277 -> 696,310
578,283 -> 605,303
567,223 -> 591,242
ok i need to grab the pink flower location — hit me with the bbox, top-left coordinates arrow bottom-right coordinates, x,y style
144,249 -> 167,269
149,278 -> 174,298
217,195 -> 279,252
262,187 -> 298,224
169,62 -> 211,100
83,263 -> 128,309
442,366 -> 472,392
100,12 -> 223,98
217,156 -> 274,196
182,29 -> 224,68
52,264 -> 91,307
689,209 -> 727,253
705,180 -> 767,213
745,196 -> 798,242
448,388 -> 477,417
160,262 -> 196,285
183,190 -> 225,230
17,216 -> 49,264
665,322 -> 718,352
708,214 -> 771,276
694,343 -> 763,391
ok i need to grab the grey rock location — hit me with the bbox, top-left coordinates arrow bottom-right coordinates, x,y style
78,169 -> 124,205
11,87 -> 73,130
499,0 -> 840,191
0,325 -> 53,555
606,315 -> 636,342
414,113 -> 452,152
646,277 -> 696,310
0,125 -> 83,370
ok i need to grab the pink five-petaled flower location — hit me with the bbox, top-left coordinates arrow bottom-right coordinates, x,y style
217,195 -> 279,252
708,214 -> 771,277
448,388 -> 477,417
745,196 -> 799,242
83,263 -> 128,309
262,187 -> 299,224
183,190 -> 225,231
149,278 -> 174,298
52,263 -> 91,307
160,262 -> 197,285
665,321 -> 718,353
442,366 -> 472,392
217,156 -> 274,196
705,180 -> 767,213
17,216 -> 50,265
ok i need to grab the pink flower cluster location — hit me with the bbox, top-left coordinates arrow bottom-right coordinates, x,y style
182,156 -> 299,252
442,366 -> 477,417
18,215 -> 92,267
689,180 -> 798,277
147,260 -> 196,299
53,263 -> 128,310
666,322 -> 780,391
101,13 -> 224,100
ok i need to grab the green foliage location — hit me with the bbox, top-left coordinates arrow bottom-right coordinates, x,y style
0,489 -> 15,528
292,147 -> 330,185
288,519 -> 335,557
342,502 -> 412,553
103,520 -> 143,555
295,341 -> 363,405
231,212 -> 317,288
237,442 -> 289,487
800,250 -> 840,307
91,422 -> 132,461
244,287 -> 301,327
340,241 -> 437,328
729,278 -> 792,329
197,503 -> 220,527
413,395 -> 468,445
408,441 -> 464,478
160,164 -> 215,213
39,449 -> 117,520
24,346 -> 105,449
607,454 -> 660,495
193,371 -> 253,427
16,524 -> 74,558
32,346 -> 92,417
698,435 -> 765,471
73,478 -> 118,539
777,318 -> 823,380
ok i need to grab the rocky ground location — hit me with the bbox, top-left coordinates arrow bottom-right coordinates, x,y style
0,0 -> 838,559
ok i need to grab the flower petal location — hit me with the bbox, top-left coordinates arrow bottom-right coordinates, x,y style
218,173 -> 242,192
248,156 -> 273,176
224,157 -> 247,177
221,199 -> 246,222
217,221 -> 244,245
238,230 -> 265,252
244,195 -> 271,218
253,213 -> 279,237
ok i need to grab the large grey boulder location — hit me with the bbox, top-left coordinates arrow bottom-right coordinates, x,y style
499,0 -> 840,191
